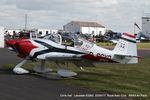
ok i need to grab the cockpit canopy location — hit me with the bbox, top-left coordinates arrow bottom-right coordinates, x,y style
43,33 -> 94,50
43,34 -> 62,44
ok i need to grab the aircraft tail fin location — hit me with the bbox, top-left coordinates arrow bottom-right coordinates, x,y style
113,33 -> 138,64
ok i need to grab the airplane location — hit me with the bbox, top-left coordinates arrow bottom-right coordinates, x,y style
5,33 -> 142,77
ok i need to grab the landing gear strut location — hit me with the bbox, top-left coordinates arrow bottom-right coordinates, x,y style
13,59 -> 77,78
13,59 -> 29,74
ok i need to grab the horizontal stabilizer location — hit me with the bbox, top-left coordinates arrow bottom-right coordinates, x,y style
114,54 -> 144,58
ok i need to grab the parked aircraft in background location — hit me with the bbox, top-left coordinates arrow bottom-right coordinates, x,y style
134,22 -> 150,40
5,33 -> 142,77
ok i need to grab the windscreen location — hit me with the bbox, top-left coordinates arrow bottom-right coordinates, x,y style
72,34 -> 94,50
44,34 -> 62,44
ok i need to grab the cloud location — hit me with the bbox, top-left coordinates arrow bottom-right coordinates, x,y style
0,0 -> 150,33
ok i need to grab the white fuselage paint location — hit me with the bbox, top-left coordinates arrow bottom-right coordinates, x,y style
29,39 -> 115,61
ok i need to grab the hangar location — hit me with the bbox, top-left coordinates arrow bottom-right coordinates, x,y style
142,15 -> 150,37
63,21 -> 106,36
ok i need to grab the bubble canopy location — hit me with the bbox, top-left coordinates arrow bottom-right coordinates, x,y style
43,33 -> 94,50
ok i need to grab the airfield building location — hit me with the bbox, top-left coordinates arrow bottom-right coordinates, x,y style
0,27 -> 4,48
5,29 -> 21,36
63,21 -> 106,36
37,29 -> 58,37
4,29 -> 58,37
142,14 -> 150,37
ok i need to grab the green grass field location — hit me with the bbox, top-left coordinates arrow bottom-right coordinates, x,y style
1,58 -> 150,100
63,58 -> 150,100
96,42 -> 150,48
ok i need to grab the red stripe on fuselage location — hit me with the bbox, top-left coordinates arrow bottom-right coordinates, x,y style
123,33 -> 136,39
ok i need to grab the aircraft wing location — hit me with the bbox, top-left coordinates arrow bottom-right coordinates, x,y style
38,53 -> 126,67
44,53 -> 119,63
42,53 -> 120,67
44,53 -> 96,67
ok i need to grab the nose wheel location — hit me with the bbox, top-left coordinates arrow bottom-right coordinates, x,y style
13,59 -> 29,74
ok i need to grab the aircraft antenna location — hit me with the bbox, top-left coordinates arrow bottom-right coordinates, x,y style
25,14 -> 27,31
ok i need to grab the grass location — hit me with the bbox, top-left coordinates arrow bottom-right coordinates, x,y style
63,58 -> 150,100
96,42 -> 150,48
136,43 -> 150,48
1,58 -> 150,100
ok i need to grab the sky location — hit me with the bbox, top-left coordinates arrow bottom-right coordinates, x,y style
0,0 -> 150,33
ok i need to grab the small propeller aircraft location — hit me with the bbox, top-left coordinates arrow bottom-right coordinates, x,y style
5,33 -> 141,77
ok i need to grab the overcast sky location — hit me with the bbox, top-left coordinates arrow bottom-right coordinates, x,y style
0,0 -> 150,33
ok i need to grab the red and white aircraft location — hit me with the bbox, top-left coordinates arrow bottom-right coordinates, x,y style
5,33 -> 141,77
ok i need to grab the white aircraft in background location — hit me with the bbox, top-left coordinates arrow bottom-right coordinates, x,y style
5,33 -> 142,77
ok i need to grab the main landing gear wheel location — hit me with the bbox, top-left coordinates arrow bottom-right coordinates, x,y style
55,61 -> 77,77
33,60 -> 52,73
